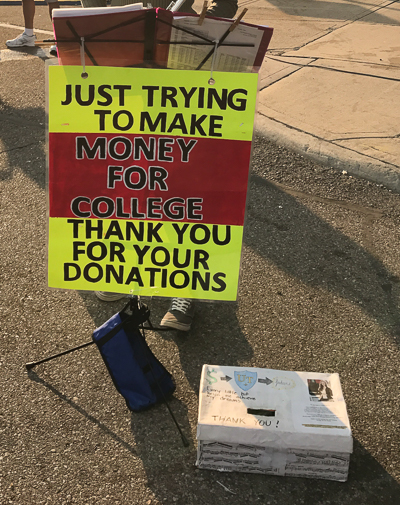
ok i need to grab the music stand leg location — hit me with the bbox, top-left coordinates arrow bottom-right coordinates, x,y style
25,341 -> 95,370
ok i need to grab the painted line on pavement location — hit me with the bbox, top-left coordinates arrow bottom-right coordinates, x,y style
0,22 -> 54,35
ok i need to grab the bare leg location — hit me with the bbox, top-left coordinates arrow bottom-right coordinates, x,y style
48,1 -> 60,20
22,0 -> 35,30
48,2 -> 60,55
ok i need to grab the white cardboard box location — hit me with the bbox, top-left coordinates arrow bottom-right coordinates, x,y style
196,365 -> 352,481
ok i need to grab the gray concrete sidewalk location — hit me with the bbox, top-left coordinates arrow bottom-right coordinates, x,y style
248,0 -> 400,191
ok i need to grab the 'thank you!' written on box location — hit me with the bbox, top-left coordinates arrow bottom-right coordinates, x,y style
196,365 -> 353,481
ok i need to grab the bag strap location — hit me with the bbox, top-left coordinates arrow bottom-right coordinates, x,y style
95,300 -> 150,347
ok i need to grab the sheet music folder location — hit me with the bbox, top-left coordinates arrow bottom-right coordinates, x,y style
53,4 -> 170,67
53,5 -> 273,72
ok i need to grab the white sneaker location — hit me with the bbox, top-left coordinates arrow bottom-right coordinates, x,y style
95,291 -> 128,302
6,33 -> 37,48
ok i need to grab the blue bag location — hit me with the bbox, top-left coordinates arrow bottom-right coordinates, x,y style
92,305 -> 175,412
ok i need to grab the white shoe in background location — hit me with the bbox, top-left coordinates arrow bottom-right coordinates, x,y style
6,33 -> 37,48
95,291 -> 128,302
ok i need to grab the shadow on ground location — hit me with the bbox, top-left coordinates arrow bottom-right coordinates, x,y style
4,96 -> 400,502
1,102 -> 399,344
0,100 -> 47,188
27,366 -> 400,504
244,173 -> 400,346
261,0 -> 399,26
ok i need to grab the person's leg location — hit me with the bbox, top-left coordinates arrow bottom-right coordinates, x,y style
22,0 -> 35,30
206,0 -> 238,18
6,0 -> 36,47
178,0 -> 197,14
47,1 -> 59,55
48,0 -> 60,20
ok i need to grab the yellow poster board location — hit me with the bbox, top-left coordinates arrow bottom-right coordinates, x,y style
48,66 -> 258,300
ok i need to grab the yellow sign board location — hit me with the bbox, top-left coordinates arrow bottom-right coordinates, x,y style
48,66 -> 258,300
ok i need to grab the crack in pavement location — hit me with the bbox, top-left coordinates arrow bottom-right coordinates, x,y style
350,0 -> 399,23
259,58 -> 317,90
0,142 -> 44,156
269,180 -> 385,218
331,134 -> 400,141
266,56 -> 400,82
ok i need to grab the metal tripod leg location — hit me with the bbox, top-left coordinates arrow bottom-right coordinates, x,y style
25,297 -> 189,447
25,341 -> 95,370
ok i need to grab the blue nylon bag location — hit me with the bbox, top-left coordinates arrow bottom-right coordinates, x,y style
92,308 -> 175,412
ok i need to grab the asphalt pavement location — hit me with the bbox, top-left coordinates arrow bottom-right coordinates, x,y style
0,1 -> 400,504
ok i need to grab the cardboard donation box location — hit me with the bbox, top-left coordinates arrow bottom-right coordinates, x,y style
196,365 -> 352,481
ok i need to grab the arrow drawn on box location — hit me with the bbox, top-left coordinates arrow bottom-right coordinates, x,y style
258,377 -> 273,385
220,375 -> 232,382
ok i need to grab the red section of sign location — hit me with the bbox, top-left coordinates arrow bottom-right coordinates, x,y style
49,133 -> 251,225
